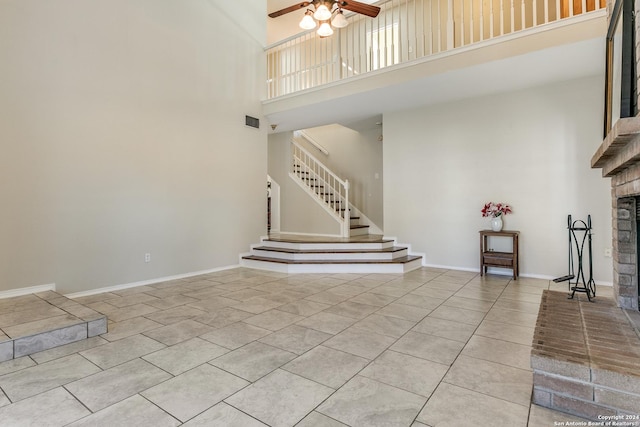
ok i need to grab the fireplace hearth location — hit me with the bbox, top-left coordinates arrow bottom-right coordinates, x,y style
532,290 -> 640,419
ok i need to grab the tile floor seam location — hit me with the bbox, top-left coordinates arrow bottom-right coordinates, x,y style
136,392 -> 184,425
60,384 -> 96,423
440,378 -> 532,409
225,367 -> 329,423
204,400 -> 267,426
289,370 -> 357,424
407,275 -> 531,426
205,356 -> 281,385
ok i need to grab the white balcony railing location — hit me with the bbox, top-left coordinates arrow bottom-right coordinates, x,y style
266,0 -> 606,99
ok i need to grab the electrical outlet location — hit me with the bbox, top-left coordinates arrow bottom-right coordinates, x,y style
604,247 -> 612,258
145,253 -> 151,263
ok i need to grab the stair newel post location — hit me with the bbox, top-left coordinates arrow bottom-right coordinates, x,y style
343,180 -> 350,237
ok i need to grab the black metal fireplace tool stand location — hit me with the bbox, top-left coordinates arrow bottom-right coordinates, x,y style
553,214 -> 596,301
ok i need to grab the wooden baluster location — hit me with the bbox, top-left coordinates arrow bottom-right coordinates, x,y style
510,0 -> 515,33
500,0 -> 504,36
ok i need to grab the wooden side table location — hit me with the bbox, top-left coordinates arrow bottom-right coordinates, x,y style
480,230 -> 519,279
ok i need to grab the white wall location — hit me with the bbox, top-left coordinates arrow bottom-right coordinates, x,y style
384,75 -> 613,284
0,0 -> 267,294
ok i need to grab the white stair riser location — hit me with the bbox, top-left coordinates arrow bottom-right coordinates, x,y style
241,258 -> 422,274
240,258 -> 291,273
260,240 -> 394,251
251,249 -> 408,261
349,227 -> 370,237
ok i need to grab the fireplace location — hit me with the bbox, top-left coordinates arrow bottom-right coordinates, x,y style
613,196 -> 640,310
591,0 -> 640,310
592,121 -> 640,311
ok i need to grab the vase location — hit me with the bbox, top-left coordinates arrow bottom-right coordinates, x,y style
490,216 -> 503,232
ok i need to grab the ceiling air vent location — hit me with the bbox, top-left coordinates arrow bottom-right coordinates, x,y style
245,115 -> 260,129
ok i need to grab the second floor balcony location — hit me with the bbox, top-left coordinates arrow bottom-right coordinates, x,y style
265,0 -> 607,103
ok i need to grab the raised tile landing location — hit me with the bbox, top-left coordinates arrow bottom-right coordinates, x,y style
242,233 -> 423,273
531,290 -> 640,419
0,292 -> 107,362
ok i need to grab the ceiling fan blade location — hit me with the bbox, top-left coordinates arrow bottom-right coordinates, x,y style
338,0 -> 381,17
268,2 -> 312,18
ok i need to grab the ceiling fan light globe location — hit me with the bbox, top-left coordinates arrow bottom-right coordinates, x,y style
331,11 -> 348,28
299,13 -> 317,30
313,4 -> 332,21
317,21 -> 334,37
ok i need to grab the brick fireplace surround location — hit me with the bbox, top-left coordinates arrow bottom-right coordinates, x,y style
529,2 -> 640,420
592,117 -> 640,311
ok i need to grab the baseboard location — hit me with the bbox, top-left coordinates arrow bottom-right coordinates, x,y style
0,283 -> 57,300
65,265 -> 240,299
423,263 -> 479,273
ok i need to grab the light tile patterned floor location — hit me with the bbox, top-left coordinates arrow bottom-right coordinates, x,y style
0,267 -> 607,426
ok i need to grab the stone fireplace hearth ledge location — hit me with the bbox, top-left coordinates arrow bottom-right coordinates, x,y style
532,290 -> 640,419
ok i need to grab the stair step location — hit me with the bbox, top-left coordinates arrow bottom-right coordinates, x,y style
241,255 -> 423,274
251,245 -> 409,261
253,245 -> 407,254
242,234 -> 423,274
0,292 -> 107,362
262,235 -> 394,251
243,255 -> 421,264
350,224 -> 370,236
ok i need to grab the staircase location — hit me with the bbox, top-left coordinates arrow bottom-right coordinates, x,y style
296,164 -> 370,237
241,138 -> 423,274
241,234 -> 423,274
289,139 -> 355,237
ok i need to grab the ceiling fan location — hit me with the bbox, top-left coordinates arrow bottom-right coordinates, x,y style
269,1 -> 381,37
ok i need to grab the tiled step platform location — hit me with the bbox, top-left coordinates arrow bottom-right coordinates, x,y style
242,233 -> 423,273
531,290 -> 640,419
0,291 -> 107,362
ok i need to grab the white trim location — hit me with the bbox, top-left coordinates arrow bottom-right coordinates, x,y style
0,283 -> 57,300
64,265 -> 240,299
421,263 -> 614,286
423,263 -> 481,273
